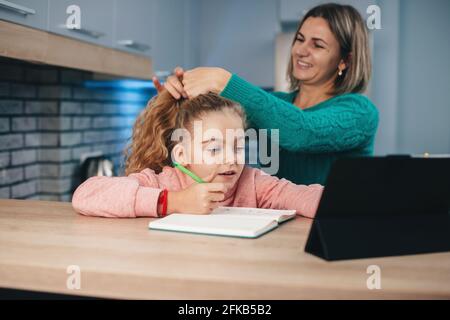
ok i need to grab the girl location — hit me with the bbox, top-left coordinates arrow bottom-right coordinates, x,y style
72,91 -> 323,218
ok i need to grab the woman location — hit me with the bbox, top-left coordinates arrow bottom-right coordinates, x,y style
153,3 -> 379,185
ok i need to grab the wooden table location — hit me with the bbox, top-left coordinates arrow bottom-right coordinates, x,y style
0,199 -> 449,299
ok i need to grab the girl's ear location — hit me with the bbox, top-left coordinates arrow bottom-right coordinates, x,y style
171,143 -> 189,166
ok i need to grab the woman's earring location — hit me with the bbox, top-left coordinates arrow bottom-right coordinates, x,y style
338,69 -> 343,76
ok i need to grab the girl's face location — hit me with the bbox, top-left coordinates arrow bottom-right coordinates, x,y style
181,110 -> 246,189
291,17 -> 345,87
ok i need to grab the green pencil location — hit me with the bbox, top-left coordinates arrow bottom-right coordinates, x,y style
173,161 -> 205,183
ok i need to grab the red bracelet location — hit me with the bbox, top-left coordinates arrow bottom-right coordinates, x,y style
159,189 -> 168,217
158,189 -> 165,217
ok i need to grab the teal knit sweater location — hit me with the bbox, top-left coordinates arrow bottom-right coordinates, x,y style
220,74 -> 379,185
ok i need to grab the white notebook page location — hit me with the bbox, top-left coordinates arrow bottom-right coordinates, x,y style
211,207 -> 296,223
149,214 -> 279,238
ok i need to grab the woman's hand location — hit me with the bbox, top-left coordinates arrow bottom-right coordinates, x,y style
152,67 -> 187,99
153,67 -> 232,100
166,172 -> 228,215
182,67 -> 231,98
163,67 -> 188,99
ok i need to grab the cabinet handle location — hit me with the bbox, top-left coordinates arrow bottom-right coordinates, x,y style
69,27 -> 105,39
0,0 -> 36,15
117,40 -> 151,52
58,23 -> 105,39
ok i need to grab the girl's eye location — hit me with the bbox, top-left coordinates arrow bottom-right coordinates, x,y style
315,44 -> 324,49
296,36 -> 304,42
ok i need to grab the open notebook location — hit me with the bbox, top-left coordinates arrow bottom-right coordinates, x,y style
148,207 -> 296,238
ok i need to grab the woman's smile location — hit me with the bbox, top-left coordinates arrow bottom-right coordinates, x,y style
296,59 -> 313,70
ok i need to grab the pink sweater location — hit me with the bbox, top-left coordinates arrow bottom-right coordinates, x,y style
72,166 -> 324,219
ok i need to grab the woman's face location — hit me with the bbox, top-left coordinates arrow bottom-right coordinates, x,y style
291,17 -> 345,87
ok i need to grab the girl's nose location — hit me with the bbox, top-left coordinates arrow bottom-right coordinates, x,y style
224,148 -> 237,164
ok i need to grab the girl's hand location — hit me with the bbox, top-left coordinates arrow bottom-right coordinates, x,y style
166,172 -> 228,215
182,67 -> 232,99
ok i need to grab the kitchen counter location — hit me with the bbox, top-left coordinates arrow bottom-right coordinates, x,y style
0,199 -> 449,299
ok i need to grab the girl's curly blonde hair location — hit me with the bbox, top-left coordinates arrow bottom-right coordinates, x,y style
123,91 -> 246,175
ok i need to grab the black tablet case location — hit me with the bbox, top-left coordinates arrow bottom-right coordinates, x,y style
305,156 -> 450,261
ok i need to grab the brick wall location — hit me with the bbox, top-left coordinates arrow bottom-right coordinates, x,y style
0,57 -> 154,202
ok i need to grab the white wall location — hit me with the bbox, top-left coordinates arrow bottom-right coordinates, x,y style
372,0 -> 400,155
275,32 -> 295,92
151,0 -> 280,87
151,0 -> 200,73
373,0 -> 450,155
196,0 -> 280,88
396,0 -> 450,154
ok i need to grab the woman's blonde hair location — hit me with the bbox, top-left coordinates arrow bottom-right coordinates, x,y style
287,3 -> 372,94
123,91 -> 245,175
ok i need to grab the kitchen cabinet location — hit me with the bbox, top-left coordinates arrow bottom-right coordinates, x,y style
1,0 -> 183,64
48,0 -> 114,48
113,0 -> 153,58
0,0 -> 48,30
0,0 -> 193,78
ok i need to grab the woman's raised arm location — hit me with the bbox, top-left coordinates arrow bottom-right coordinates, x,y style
153,68 -> 378,154
219,74 -> 379,153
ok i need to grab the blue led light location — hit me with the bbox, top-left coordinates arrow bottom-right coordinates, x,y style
83,79 -> 158,90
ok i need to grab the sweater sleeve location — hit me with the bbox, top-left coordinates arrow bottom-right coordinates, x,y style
254,169 -> 323,219
220,74 -> 379,153
71,169 -> 162,218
